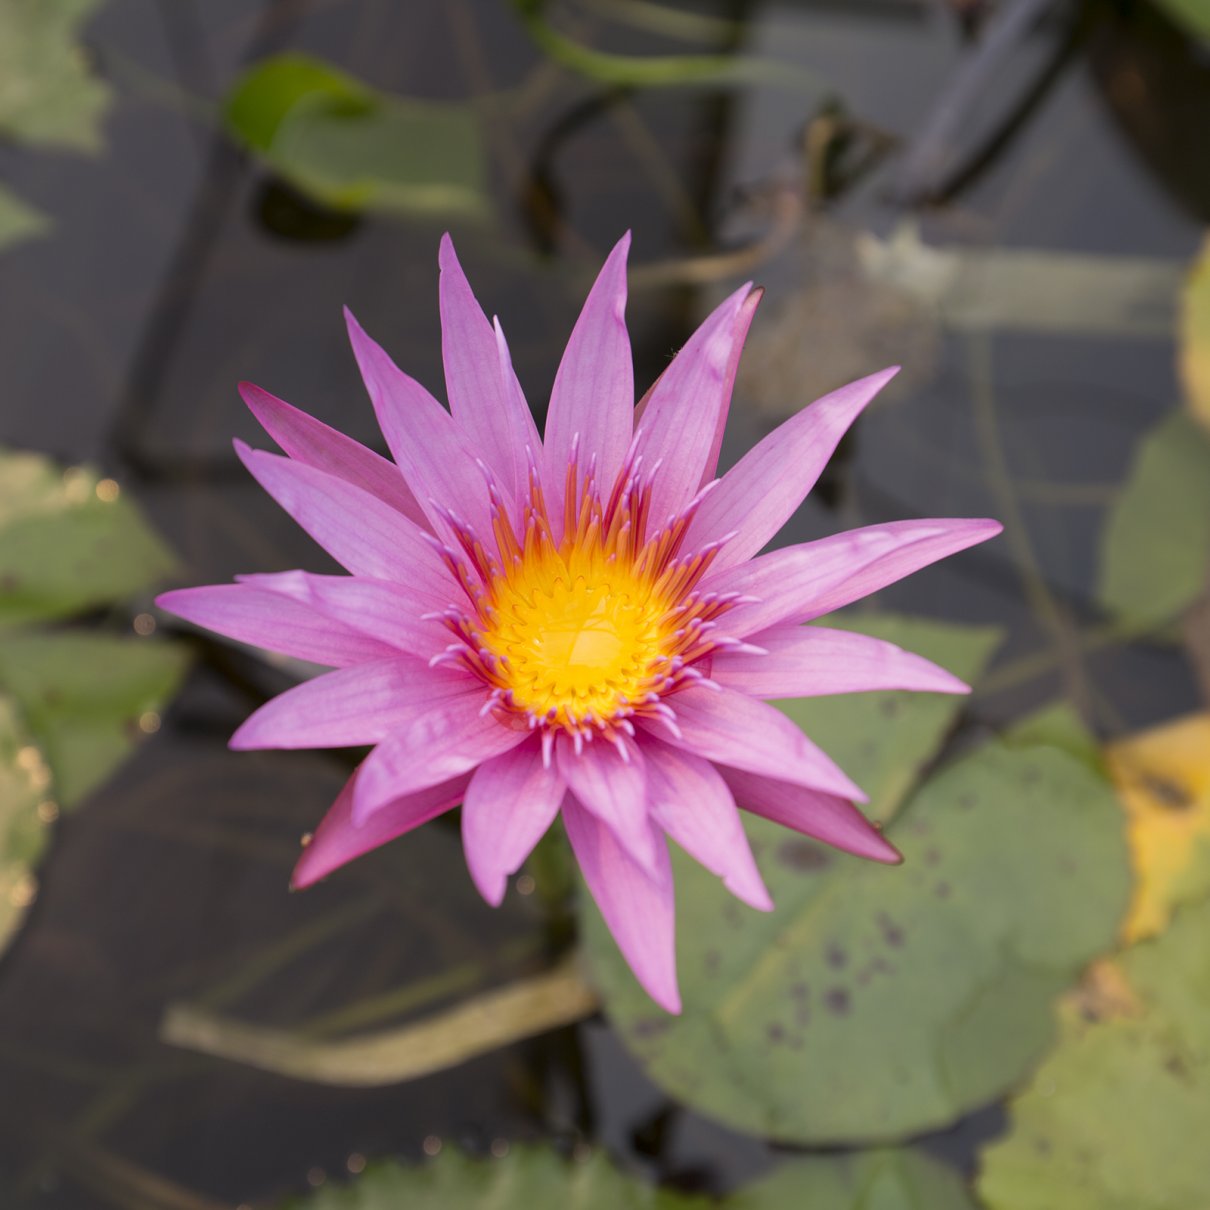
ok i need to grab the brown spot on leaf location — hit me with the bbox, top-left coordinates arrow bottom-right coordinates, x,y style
826,943 -> 848,970
776,839 -> 833,871
876,912 -> 905,948
1141,772 -> 1194,811
824,987 -> 851,1015
935,880 -> 952,899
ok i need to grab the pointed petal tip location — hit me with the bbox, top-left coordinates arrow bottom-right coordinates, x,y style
466,860 -> 508,908
727,877 -> 774,913
650,978 -> 682,1014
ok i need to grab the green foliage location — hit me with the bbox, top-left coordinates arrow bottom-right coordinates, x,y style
733,1147 -> 977,1210
0,633 -> 188,808
1149,0 -> 1210,40
776,614 -> 1003,826
979,895 -> 1210,1209
1097,410 -> 1210,627
223,54 -> 488,218
0,450 -> 176,627
0,187 -> 49,252
582,617 -> 1130,1143
0,694 -> 53,958
281,1143 -> 973,1209
0,0 -> 111,151
0,449 -> 187,959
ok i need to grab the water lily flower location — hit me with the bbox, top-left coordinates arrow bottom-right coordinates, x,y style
158,234 -> 1000,1013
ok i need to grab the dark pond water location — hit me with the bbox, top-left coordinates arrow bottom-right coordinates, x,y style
0,0 -> 1206,1205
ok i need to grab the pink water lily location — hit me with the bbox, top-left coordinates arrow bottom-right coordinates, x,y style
158,234 -> 1000,1013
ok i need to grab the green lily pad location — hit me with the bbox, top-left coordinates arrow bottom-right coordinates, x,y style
0,449 -> 176,627
584,714 -> 1130,1143
0,632 -> 189,809
733,1147 -> 977,1210
0,0 -> 111,151
280,1142 -> 973,1209
777,614 -> 1004,825
224,54 -> 488,218
1097,410 -> 1210,627
0,187 -> 49,252
0,692 -> 55,958
978,894 -> 1210,1210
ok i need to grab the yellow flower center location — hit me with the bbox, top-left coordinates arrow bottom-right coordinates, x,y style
477,545 -> 674,730
443,461 -> 732,738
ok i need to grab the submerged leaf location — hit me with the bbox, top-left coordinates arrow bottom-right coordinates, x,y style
0,633 -> 188,809
224,54 -> 488,218
583,701 -> 1130,1143
978,894 -> 1210,1210
0,449 -> 176,627
1096,410 -> 1210,626
0,0 -> 111,151
1106,713 -> 1210,943
0,187 -> 50,252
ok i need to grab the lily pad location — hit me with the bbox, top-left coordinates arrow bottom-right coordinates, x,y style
0,0 -> 111,151
224,54 -> 488,219
777,614 -> 1003,825
0,632 -> 189,809
734,1147 -> 977,1210
584,717 -> 1130,1143
978,894 -> 1210,1210
0,449 -> 176,627
0,693 -> 54,959
280,1142 -> 973,1209
1096,409 -> 1210,627
1105,713 -> 1210,943
1182,235 -> 1210,432
0,187 -> 49,252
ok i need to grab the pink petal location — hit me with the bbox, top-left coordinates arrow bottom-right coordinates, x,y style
438,235 -> 543,506
564,795 -> 680,1014
240,568 -> 455,624
629,284 -> 758,524
557,733 -> 657,875
686,367 -> 899,571
156,584 -> 399,667
644,683 -> 866,801
282,574 -> 452,655
544,234 -> 634,518
643,739 -> 772,911
711,624 -> 970,698
711,518 -> 1003,637
239,382 -> 426,525
720,766 -> 901,864
351,697 -> 530,824
292,765 -> 470,889
230,659 -> 480,750
235,441 -> 453,587
344,308 -> 497,539
461,738 -> 566,906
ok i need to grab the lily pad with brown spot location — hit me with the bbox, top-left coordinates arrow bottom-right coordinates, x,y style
583,721 -> 1130,1143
